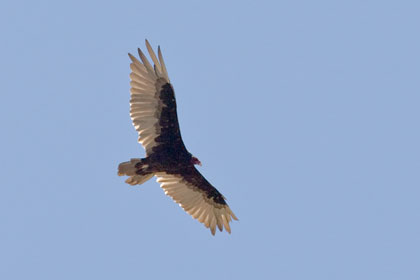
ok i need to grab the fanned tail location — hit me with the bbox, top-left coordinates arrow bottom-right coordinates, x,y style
118,158 -> 154,185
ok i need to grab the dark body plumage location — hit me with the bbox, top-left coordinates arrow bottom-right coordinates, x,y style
118,41 -> 236,235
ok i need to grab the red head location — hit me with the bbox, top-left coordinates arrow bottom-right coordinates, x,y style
191,156 -> 202,166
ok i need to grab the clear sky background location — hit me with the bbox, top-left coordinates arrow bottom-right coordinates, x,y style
1,0 -> 419,279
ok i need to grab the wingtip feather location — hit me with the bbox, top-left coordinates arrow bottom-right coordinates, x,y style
145,39 -> 162,76
128,53 -> 138,63
137,48 -> 155,75
157,45 -> 170,81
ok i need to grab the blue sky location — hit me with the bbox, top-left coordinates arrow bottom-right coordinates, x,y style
1,0 -> 420,279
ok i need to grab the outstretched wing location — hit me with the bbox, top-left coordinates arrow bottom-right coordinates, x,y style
155,168 -> 238,235
128,40 -> 185,155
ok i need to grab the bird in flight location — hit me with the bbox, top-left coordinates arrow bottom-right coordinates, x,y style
118,40 -> 238,235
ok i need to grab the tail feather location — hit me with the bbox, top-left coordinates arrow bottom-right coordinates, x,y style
118,158 -> 154,185
118,158 -> 141,176
125,173 -> 154,185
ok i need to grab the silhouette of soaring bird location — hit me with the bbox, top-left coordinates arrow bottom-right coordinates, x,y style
118,40 -> 237,235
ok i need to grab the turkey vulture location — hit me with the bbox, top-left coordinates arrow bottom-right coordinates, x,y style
118,40 -> 237,235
